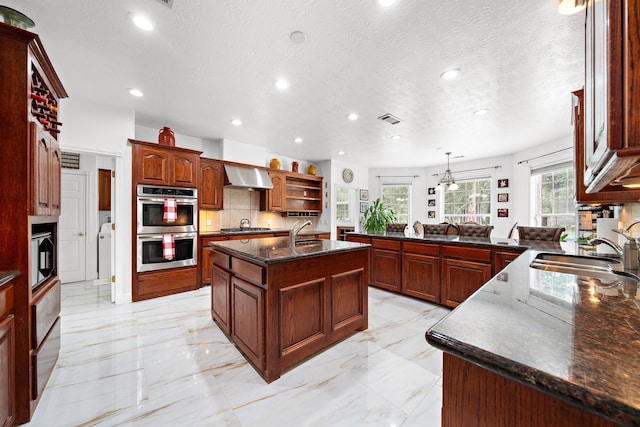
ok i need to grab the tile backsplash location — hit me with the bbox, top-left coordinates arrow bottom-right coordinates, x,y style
199,188 -> 317,232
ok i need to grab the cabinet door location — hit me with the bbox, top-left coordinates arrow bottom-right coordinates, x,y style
0,315 -> 14,427
211,264 -> 231,335
371,248 -> 401,292
260,171 -> 286,211
441,258 -> 492,308
171,152 -> 198,187
493,250 -> 523,274
32,123 -> 51,215
201,247 -> 212,285
231,277 -> 265,369
199,159 -> 224,209
49,139 -> 61,215
402,253 -> 440,303
98,169 -> 111,211
136,146 -> 170,185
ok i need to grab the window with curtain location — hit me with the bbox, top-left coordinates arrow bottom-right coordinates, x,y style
381,184 -> 411,224
531,162 -> 575,237
336,187 -> 350,221
443,178 -> 492,225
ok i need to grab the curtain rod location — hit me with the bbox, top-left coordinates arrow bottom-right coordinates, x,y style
431,165 -> 501,177
517,147 -> 571,165
376,175 -> 420,178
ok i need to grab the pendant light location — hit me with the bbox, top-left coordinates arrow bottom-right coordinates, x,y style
435,152 -> 459,191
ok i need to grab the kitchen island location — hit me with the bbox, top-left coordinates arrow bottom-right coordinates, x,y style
209,237 -> 370,382
427,248 -> 640,426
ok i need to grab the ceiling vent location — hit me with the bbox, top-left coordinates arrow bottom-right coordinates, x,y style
155,0 -> 173,8
378,113 -> 402,125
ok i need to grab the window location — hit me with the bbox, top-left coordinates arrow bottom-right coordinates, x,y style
336,187 -> 350,221
381,184 -> 411,224
531,163 -> 575,237
443,178 -> 491,225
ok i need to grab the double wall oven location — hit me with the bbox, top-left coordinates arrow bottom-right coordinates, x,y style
136,185 -> 198,272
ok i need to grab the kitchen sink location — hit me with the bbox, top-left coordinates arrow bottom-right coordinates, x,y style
294,239 -> 324,246
529,253 -> 638,282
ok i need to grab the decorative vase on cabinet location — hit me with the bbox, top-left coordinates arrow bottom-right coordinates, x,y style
158,127 -> 175,146
269,158 -> 281,169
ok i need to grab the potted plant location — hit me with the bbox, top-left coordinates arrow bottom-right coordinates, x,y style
361,198 -> 397,233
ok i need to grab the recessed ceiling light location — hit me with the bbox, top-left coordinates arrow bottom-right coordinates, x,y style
128,88 -> 144,97
440,69 -> 460,80
347,113 -> 359,121
338,150 -> 345,155
131,14 -> 153,31
294,137 -> 303,143
231,119 -> 242,126
474,109 -> 489,116
378,0 -> 397,7
290,31 -> 306,44
274,79 -> 289,90
390,135 -> 401,140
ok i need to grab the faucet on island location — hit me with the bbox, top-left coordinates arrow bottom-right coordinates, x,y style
289,220 -> 312,244
589,229 -> 638,270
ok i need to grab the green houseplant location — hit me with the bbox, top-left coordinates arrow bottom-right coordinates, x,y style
361,198 -> 397,233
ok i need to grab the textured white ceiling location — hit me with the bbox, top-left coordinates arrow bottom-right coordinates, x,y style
3,0 -> 584,168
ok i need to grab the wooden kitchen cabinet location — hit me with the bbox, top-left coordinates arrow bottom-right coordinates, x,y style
200,236 -> 228,285
371,239 -> 401,292
581,0 -> 640,193
260,171 -> 286,212
572,90 -> 640,202
441,245 -> 493,308
98,169 -> 111,211
231,276 -> 265,370
0,276 -> 15,427
493,248 -> 525,273
199,158 -> 224,210
211,253 -> 231,336
131,140 -> 201,188
402,242 -> 440,303
31,123 -> 62,216
0,23 -> 66,424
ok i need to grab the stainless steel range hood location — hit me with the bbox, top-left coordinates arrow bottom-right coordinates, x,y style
223,164 -> 274,191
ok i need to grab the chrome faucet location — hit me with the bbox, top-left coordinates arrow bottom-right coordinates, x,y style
625,220 -> 640,234
289,220 -> 312,244
589,230 -> 638,270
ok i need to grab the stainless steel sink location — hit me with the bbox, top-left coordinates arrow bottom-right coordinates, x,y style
294,239 -> 324,246
529,253 -> 637,282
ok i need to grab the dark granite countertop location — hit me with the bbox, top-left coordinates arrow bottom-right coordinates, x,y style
427,248 -> 640,426
0,270 -> 20,287
200,229 -> 330,238
209,236 -> 369,265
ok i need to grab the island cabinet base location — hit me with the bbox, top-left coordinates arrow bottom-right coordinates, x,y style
441,354 -> 618,427
222,248 -> 369,383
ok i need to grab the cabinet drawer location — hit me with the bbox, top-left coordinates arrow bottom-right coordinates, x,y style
372,239 -> 401,251
31,279 -> 61,349
212,251 -> 231,269
232,257 -> 265,286
0,282 -> 14,318
403,241 -> 439,256
31,317 -> 60,400
441,245 -> 492,262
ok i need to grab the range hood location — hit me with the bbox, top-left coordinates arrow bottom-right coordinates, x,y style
223,164 -> 274,191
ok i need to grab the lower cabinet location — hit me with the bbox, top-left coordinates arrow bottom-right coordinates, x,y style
402,242 -> 440,303
441,245 -> 493,308
231,277 -> 265,370
0,315 -> 14,427
135,267 -> 198,301
211,262 -> 231,336
371,239 -> 401,292
494,248 -> 526,273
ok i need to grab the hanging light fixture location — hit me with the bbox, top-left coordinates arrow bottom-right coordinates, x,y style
435,152 -> 459,191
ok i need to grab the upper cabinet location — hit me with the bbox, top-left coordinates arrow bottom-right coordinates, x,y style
130,140 -> 201,188
200,158 -> 224,210
260,171 -> 286,212
582,0 -> 640,193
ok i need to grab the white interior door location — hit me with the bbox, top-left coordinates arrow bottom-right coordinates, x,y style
59,171 -> 87,283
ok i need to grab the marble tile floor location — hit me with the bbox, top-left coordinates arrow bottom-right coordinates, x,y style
24,281 -> 450,427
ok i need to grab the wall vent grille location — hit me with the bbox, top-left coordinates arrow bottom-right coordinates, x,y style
378,113 -> 401,125
61,152 -> 80,169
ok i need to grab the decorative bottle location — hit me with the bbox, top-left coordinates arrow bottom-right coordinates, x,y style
158,127 -> 175,146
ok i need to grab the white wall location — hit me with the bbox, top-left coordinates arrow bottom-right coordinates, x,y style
135,125 -> 221,159
222,138 -> 266,166
59,98 -> 134,304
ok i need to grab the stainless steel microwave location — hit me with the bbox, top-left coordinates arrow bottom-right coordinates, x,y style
31,231 -> 54,290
